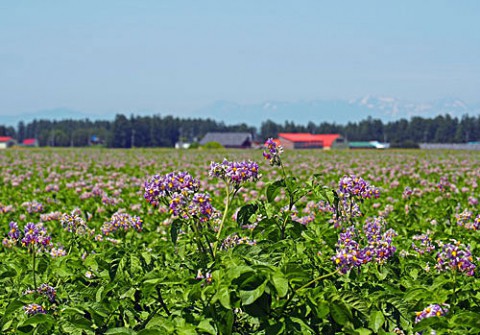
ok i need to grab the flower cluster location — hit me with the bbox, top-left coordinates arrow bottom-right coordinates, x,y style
50,245 -> 67,257
332,217 -> 397,273
411,231 -> 435,255
2,221 -> 20,248
144,170 -> 219,224
23,303 -> 46,316
21,222 -> 52,248
3,222 -> 53,251
437,176 -> 450,192
263,138 -> 283,166
402,186 -> 414,199
455,210 -> 480,231
40,211 -> 62,222
189,193 -> 219,222
331,226 -> 364,274
220,233 -> 256,250
435,240 -> 476,276
101,211 -> 142,235
168,193 -> 189,217
37,283 -> 57,302
209,159 -> 259,185
362,217 -> 397,264
415,304 -> 449,323
330,200 -> 362,228
60,211 -> 87,233
455,209 -> 473,227
195,269 -> 212,284
338,175 -> 380,199
0,203 -> 15,213
8,221 -> 19,240
144,171 -> 199,205
22,201 -> 44,214
24,283 -> 56,303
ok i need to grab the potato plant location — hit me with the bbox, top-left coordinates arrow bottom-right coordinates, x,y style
1,147 -> 480,334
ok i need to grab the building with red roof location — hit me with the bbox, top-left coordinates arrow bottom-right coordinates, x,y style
0,136 -> 17,149
278,133 -> 347,150
22,138 -> 39,147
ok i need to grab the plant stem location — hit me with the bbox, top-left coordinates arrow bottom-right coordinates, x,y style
157,286 -> 171,316
190,220 -> 207,256
32,245 -> 37,289
281,269 -> 339,314
213,184 -> 231,257
295,269 -> 340,293
452,270 -> 457,305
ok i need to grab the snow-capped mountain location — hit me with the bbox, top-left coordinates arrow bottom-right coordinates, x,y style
2,97 -> 479,128
350,96 -> 472,120
198,96 -> 479,126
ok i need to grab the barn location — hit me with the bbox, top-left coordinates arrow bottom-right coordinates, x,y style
278,133 -> 347,150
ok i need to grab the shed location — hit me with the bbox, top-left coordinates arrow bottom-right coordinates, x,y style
0,136 -> 17,149
200,132 -> 253,148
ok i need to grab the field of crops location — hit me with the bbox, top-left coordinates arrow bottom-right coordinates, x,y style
1,146 -> 480,334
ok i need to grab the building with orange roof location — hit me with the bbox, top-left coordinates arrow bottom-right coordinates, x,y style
278,133 -> 347,150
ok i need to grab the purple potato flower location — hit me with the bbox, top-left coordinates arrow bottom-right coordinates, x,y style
435,240 -> 475,276
23,303 -> 46,316
209,159 -> 259,185
415,304 -> 448,323
263,138 -> 283,166
101,212 -> 142,235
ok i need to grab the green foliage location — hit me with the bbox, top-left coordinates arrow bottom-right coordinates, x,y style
1,148 -> 480,334
201,141 -> 224,149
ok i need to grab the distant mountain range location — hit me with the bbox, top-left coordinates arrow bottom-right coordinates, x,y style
198,96 -> 480,127
1,96 -> 479,128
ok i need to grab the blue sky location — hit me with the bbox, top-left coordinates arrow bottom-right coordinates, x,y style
0,0 -> 479,119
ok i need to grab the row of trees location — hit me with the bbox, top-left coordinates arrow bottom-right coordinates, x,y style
261,114 -> 480,145
1,114 -> 479,148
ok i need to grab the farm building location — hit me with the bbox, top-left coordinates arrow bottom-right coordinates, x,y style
22,138 -> 39,147
349,141 -> 389,149
200,132 -> 253,148
0,136 -> 17,149
278,133 -> 347,150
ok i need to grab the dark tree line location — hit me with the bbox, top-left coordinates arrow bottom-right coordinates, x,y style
7,115 -> 255,148
2,113 -> 480,148
260,115 -> 480,145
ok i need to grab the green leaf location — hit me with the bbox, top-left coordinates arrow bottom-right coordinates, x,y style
271,272 -> 289,298
450,311 -> 480,329
413,316 -> 447,332
105,327 -> 138,335
240,281 -> 267,305
369,310 -> 385,333
355,328 -> 373,335
2,319 -> 13,332
61,306 -> 86,316
138,330 -> 165,335
1,299 -> 23,322
266,179 -> 285,203
197,319 -> 217,335
218,287 -> 231,309
171,219 -> 182,245
21,313 -> 55,327
96,286 -> 105,303
141,251 -> 152,265
243,292 -> 271,317
403,287 -> 430,302
237,204 -> 258,225
330,303 -> 351,326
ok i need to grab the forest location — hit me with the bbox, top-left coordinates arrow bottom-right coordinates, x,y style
0,113 -> 479,148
